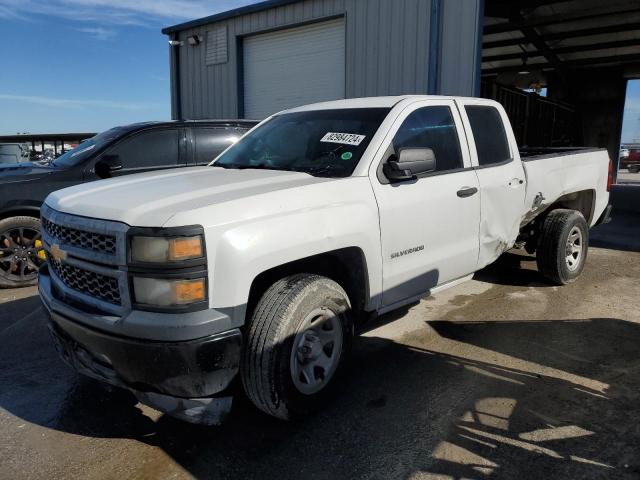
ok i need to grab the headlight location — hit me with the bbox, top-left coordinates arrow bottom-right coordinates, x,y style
133,277 -> 206,306
131,235 -> 203,263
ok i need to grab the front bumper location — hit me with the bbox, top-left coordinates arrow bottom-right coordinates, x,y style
40,264 -> 242,424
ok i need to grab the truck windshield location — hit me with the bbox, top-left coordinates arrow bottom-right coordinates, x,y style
52,127 -> 130,168
213,108 -> 390,177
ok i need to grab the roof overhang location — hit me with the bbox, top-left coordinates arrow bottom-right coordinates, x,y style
162,0 -> 303,35
482,0 -> 640,79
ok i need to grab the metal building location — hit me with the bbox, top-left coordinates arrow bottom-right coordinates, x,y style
162,0 -> 483,120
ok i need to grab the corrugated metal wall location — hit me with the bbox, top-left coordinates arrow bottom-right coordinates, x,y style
170,0 -> 481,119
439,0 -> 483,96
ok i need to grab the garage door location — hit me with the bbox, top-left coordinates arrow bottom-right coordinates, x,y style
243,18 -> 345,119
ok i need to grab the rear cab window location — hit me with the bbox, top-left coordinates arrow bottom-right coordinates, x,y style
464,105 -> 511,167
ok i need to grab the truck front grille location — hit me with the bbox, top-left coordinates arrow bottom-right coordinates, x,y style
49,258 -> 121,305
42,218 -> 117,255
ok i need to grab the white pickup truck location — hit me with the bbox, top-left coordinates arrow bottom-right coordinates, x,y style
39,96 -> 612,424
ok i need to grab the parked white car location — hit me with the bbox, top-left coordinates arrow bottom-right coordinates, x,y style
39,96 -> 612,424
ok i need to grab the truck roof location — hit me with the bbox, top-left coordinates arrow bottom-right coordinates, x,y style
283,95 -> 496,113
120,119 -> 259,130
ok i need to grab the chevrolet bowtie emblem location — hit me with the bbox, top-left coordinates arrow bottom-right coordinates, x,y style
50,244 -> 66,262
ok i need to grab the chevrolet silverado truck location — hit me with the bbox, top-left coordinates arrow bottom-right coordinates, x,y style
39,96 -> 612,424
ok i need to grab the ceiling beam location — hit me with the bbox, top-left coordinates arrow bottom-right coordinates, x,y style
484,51 -> 544,63
482,52 -> 640,75
484,0 -> 568,18
483,39 -> 640,63
484,7 -> 640,35
512,12 -> 567,78
484,22 -> 640,49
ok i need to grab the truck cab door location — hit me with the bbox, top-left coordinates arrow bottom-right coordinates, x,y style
456,99 -> 527,269
370,100 -> 481,308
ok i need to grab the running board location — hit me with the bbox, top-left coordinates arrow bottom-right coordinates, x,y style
375,273 -> 474,316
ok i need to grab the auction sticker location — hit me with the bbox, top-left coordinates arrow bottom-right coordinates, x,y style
320,132 -> 366,146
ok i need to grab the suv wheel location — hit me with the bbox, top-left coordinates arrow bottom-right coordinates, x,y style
0,216 -> 46,288
536,209 -> 588,285
241,274 -> 353,420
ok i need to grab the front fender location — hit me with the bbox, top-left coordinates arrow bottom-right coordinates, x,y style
212,203 -> 381,313
205,183 -> 382,323
0,203 -> 41,219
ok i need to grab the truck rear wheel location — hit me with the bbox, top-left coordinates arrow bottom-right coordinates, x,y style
241,274 -> 353,420
536,209 -> 588,285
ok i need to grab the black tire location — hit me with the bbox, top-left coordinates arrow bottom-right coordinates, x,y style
536,209 -> 589,285
0,216 -> 45,289
629,165 -> 640,174
241,274 -> 353,420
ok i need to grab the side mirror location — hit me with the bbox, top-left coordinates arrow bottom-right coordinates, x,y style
383,148 -> 436,182
95,155 -> 123,178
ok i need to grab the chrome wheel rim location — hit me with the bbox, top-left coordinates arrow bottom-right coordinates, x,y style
0,226 -> 45,282
290,307 -> 343,395
565,226 -> 583,272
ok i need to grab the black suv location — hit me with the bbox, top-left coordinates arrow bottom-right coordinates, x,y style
0,120 -> 257,288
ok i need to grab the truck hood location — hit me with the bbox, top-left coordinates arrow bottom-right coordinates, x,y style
45,166 -> 333,226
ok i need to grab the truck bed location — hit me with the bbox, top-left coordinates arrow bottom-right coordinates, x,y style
520,147 -> 610,227
519,146 -> 602,161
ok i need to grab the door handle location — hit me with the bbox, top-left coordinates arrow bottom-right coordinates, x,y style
509,178 -> 525,187
457,187 -> 478,198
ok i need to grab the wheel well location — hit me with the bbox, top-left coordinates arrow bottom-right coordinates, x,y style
246,247 -> 369,322
546,190 -> 595,224
0,209 -> 41,221
518,189 -> 595,252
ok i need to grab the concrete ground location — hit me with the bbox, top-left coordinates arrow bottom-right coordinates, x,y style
1,221 -> 639,479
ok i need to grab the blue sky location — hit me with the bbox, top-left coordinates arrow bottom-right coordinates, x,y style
0,0 -> 257,134
621,80 -> 640,144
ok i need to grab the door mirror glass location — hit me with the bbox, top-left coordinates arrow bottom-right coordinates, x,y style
383,148 -> 436,181
95,154 -> 123,178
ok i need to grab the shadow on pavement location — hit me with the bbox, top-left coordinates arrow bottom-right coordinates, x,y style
590,210 -> 640,252
471,251 -> 553,288
2,292 -> 639,479
0,294 -> 41,334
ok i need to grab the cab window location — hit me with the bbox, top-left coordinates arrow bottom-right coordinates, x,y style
194,127 -> 247,165
392,106 -> 463,172
465,106 -> 511,166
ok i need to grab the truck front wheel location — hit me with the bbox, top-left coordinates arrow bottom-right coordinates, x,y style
241,274 -> 353,420
536,209 -> 589,285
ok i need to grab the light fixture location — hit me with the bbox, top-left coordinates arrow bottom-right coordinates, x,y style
518,52 -> 530,75
187,35 -> 202,46
168,39 -> 183,46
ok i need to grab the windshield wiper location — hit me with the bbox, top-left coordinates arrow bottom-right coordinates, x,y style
214,163 -> 289,172
214,163 -> 342,177
212,163 -> 240,169
293,165 -> 343,178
